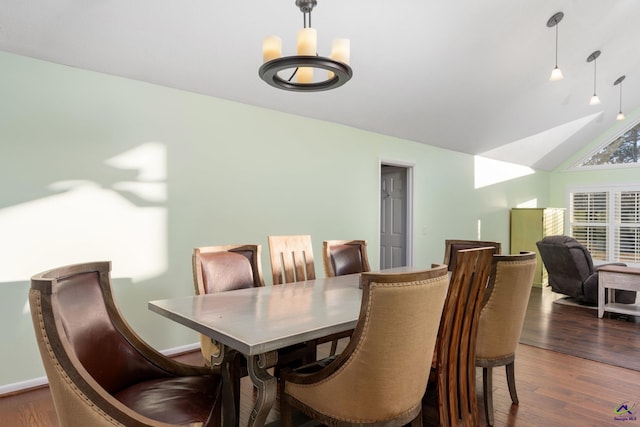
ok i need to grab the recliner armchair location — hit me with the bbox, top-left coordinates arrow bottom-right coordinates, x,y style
536,235 -> 636,305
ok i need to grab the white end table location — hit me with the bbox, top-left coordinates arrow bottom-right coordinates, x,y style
598,265 -> 640,318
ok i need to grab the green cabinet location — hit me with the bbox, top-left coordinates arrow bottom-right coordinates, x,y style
510,208 -> 565,287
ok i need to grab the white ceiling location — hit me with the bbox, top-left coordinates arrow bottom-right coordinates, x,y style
1,0 -> 639,171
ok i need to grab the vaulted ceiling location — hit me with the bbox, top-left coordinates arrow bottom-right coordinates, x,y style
1,0 -> 639,170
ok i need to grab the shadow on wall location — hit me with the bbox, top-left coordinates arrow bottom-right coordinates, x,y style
0,142 -> 168,283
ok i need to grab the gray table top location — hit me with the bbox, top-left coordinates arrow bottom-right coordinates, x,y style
149,273 -> 363,356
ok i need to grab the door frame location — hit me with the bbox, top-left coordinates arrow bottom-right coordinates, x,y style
379,159 -> 415,267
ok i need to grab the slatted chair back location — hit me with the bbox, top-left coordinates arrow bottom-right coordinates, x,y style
443,239 -> 501,271
427,246 -> 494,427
268,235 -> 316,285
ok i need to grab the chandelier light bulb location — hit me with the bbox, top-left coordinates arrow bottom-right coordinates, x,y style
262,36 -> 282,63
550,66 -> 563,81
617,112 -> 625,121
589,95 -> 600,106
328,38 -> 350,79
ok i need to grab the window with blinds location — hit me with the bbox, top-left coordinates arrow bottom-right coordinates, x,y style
569,188 -> 640,264
617,191 -> 640,263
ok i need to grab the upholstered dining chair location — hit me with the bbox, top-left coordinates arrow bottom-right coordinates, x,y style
443,239 -> 502,271
475,252 -> 537,426
193,244 -> 266,366
279,265 -> 449,427
268,234 -> 316,285
192,244 -> 312,422
320,239 -> 371,355
29,261 -> 223,427
423,246 -> 494,427
322,239 -> 371,278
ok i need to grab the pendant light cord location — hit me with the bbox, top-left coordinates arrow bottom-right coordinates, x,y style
619,83 -> 623,113
554,24 -> 559,67
593,59 -> 597,95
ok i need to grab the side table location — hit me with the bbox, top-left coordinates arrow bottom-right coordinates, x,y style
598,265 -> 640,318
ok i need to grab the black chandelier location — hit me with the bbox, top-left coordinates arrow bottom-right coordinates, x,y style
259,0 -> 352,92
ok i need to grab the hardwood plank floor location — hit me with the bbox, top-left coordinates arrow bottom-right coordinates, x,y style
521,287 -> 640,371
3,286 -> 640,426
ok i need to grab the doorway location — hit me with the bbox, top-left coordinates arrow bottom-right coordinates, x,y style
379,163 -> 413,269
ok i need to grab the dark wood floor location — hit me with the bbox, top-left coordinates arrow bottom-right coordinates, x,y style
3,286 -> 640,426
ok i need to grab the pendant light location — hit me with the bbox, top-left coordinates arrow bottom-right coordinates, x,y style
547,12 -> 564,81
259,0 -> 352,92
614,75 -> 626,121
587,51 -> 601,106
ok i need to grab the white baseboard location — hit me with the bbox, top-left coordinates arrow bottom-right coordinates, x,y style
0,342 -> 200,397
161,342 -> 200,357
0,377 -> 49,395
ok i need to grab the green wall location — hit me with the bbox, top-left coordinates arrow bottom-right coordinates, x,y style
0,51 -> 551,389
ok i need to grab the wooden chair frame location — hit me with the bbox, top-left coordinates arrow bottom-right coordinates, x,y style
443,239 -> 501,271
424,247 -> 494,427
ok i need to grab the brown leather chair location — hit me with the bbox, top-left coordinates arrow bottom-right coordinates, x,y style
29,261 -> 222,427
280,266 -> 449,426
443,239 -> 502,271
193,244 -> 266,367
193,245 -> 313,422
423,247 -> 494,427
475,252 -> 537,426
322,239 -> 371,277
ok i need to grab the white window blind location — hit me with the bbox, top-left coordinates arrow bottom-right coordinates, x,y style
616,191 -> 640,263
569,188 -> 640,265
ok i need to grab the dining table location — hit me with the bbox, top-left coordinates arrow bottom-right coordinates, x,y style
148,266 -> 420,427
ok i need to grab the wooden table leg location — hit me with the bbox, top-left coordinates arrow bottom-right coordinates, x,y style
598,277 -> 605,318
246,351 -> 278,427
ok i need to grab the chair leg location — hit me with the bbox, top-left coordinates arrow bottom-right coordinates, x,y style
220,359 -> 237,427
483,367 -> 494,427
506,361 -> 519,405
279,394 -> 293,427
410,409 -> 423,426
306,341 -> 318,363
329,339 -> 338,356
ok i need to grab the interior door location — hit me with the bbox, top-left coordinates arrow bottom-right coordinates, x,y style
380,165 -> 407,268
